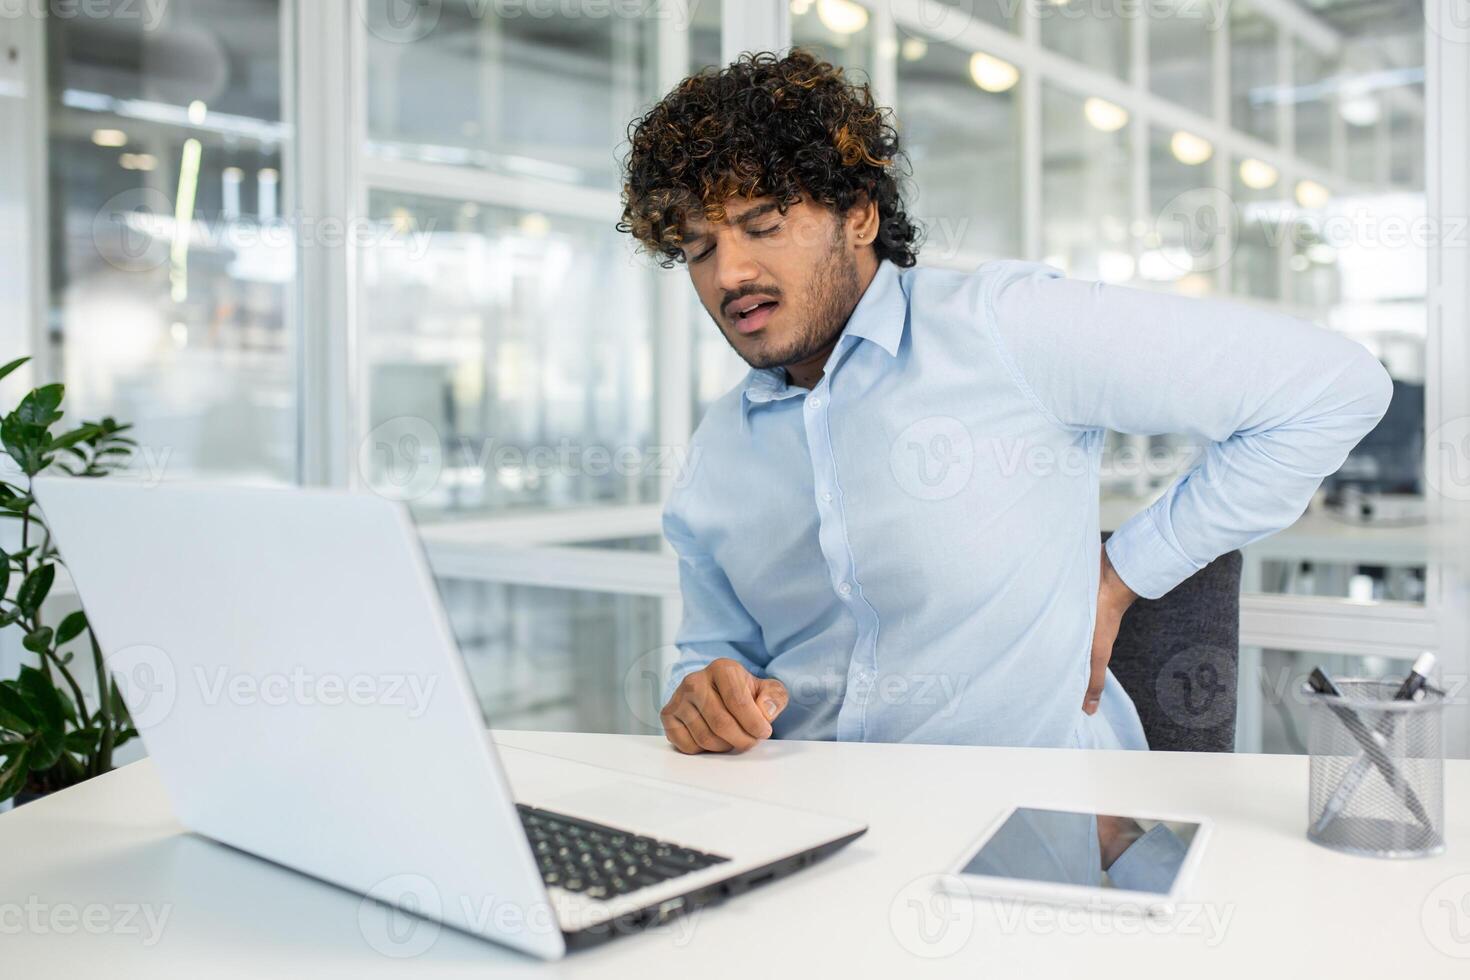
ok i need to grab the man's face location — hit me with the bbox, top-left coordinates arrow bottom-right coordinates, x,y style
682,196 -> 873,371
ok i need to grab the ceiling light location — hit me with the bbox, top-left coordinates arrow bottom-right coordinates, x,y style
92,128 -> 127,147
1238,157 -> 1279,190
969,52 -> 1019,93
518,212 -> 551,237
1295,179 -> 1330,209
1083,97 -> 1129,133
1169,130 -> 1213,166
901,38 -> 928,62
1339,96 -> 1380,127
188,100 -> 208,125
816,0 -> 868,35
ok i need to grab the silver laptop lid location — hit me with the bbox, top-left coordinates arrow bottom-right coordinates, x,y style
32,478 -> 565,960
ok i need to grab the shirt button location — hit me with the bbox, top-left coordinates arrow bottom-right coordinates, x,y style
837,582 -> 853,597
821,491 -> 833,503
808,397 -> 822,410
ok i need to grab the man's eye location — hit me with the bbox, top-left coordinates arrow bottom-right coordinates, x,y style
748,224 -> 782,238
688,246 -> 714,264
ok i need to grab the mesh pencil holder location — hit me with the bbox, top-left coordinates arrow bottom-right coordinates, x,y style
1305,679 -> 1446,859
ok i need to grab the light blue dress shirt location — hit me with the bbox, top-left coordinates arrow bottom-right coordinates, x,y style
662,258 -> 1393,750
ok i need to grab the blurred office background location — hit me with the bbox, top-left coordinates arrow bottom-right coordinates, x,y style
1,0 -> 1464,755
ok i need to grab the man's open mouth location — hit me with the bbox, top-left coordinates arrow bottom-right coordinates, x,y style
731,299 -> 779,334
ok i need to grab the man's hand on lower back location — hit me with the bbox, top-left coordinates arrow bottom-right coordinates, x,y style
1085,548 -> 1139,715
660,658 -> 789,754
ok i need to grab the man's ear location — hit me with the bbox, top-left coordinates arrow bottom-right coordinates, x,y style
845,193 -> 880,248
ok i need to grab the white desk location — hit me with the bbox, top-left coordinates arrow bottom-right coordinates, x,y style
6,730 -> 1469,978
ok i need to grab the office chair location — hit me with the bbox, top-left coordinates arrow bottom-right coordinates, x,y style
1102,533 -> 1242,753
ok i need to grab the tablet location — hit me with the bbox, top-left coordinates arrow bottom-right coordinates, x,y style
943,806 -> 1212,917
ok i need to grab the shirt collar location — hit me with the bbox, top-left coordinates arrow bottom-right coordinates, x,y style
739,259 -> 908,427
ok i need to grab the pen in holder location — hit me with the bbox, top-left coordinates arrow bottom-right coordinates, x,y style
1305,678 -> 1446,859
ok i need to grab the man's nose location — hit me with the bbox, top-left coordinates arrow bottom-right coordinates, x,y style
712,236 -> 760,294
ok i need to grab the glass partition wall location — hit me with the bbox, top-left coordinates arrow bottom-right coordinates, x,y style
20,0 -> 1466,753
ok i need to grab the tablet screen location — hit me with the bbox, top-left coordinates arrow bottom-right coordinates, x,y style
960,808 -> 1202,895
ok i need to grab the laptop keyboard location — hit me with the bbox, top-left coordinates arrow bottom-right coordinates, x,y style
516,803 -> 730,901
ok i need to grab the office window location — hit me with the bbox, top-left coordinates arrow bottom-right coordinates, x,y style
440,579 -> 664,734
1293,41 -> 1338,171
689,0 -> 721,73
1146,126 -> 1221,293
1041,83 -> 1132,281
360,191 -> 657,514
902,0 -> 1017,36
895,34 -> 1022,265
364,2 -> 656,190
565,536 -> 665,552
46,0 -> 295,482
1147,0 -> 1214,117
1227,0 -> 1427,606
693,285 -> 747,424
790,0 -> 877,80
1229,1 -> 1279,145
1246,648 -> 1417,754
1038,1 -> 1129,81
1228,154 -> 1283,301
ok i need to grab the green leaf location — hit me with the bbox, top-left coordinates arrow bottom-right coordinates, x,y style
15,669 -> 65,740
0,356 -> 29,386
0,414 -> 47,475
47,426 -> 96,452
55,686 -> 77,725
0,559 -> 7,600
16,665 -> 66,753
63,727 -> 100,754
0,682 -> 36,733
0,743 -> 31,802
16,564 -> 55,617
110,678 -> 133,726
55,611 -> 87,645
15,383 -> 64,427
22,627 -> 53,654
28,736 -> 62,771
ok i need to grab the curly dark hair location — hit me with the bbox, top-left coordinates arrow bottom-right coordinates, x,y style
618,49 -> 921,269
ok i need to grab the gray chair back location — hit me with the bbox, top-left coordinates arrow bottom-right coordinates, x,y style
1102,533 -> 1242,752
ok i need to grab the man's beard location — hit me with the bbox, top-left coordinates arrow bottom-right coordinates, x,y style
727,227 -> 863,372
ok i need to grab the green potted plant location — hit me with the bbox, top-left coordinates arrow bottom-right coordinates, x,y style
0,356 -> 140,805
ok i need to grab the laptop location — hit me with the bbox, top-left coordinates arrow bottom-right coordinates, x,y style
32,478 -> 866,960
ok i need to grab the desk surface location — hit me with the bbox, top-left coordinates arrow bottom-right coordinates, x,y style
6,730 -> 1470,978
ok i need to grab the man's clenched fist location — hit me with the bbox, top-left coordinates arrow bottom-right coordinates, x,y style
660,658 -> 789,754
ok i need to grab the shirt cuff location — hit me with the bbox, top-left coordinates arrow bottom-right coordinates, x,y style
1105,504 -> 1203,600
662,660 -> 700,706
1106,823 -> 1190,894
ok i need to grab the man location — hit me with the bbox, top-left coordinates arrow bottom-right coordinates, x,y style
617,50 -> 1391,755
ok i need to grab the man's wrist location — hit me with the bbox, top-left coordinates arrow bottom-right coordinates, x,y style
1100,550 -> 1139,611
